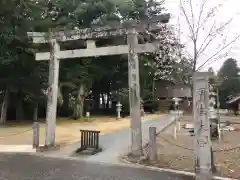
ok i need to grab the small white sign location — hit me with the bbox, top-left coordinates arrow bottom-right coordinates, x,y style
86,112 -> 90,117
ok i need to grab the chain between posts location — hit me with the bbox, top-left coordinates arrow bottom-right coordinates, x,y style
0,128 -> 33,140
213,145 -> 240,152
160,136 -> 194,151
157,135 -> 240,153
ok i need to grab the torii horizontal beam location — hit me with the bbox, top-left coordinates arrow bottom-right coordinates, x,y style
36,43 -> 157,60
27,23 -> 164,43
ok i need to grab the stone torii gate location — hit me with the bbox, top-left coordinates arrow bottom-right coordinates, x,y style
27,20 -> 166,156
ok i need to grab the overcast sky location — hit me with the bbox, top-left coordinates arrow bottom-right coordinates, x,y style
164,0 -> 240,72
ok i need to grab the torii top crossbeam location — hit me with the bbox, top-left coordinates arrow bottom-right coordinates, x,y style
27,14 -> 170,43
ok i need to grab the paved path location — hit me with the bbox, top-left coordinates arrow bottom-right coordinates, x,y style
0,145 -> 36,153
0,154 -> 193,180
50,114 -> 176,164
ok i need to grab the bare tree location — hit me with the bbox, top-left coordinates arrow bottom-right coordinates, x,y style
177,0 -> 240,174
143,22 -> 193,86
178,0 -> 240,72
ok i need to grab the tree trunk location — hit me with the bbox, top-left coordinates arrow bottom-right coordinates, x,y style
73,84 -> 85,120
152,77 -> 155,100
106,91 -> 110,109
101,92 -> 105,108
192,39 -> 197,119
0,89 -> 9,124
92,82 -> 100,111
16,93 -> 24,121
61,87 -> 70,116
33,103 -> 38,122
93,90 -> 100,111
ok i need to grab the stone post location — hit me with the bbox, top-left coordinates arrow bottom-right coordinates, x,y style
173,120 -> 177,139
33,122 -> 40,148
149,127 -> 157,162
216,88 -> 221,141
193,72 -> 212,180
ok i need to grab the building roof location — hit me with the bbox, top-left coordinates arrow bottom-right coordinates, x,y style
226,95 -> 240,104
155,83 -> 191,98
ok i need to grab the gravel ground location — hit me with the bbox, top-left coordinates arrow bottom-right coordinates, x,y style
140,115 -> 240,179
0,114 -> 160,146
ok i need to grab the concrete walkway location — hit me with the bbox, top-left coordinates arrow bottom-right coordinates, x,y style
49,114 -> 177,164
0,145 -> 36,153
0,154 -> 193,180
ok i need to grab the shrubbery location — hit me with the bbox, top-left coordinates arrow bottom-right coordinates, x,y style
143,100 -> 159,113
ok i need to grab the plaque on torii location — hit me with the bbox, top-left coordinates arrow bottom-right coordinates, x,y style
27,15 -> 169,155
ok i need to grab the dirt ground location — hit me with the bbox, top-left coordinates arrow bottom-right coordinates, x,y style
144,115 -> 240,179
0,114 -> 162,147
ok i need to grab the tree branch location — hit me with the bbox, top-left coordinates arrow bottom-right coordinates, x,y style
197,2 -> 224,31
189,0 -> 195,37
196,20 -> 216,57
197,34 -> 240,70
178,0 -> 236,73
179,0 -> 195,39
195,0 -> 208,40
195,3 -> 230,63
